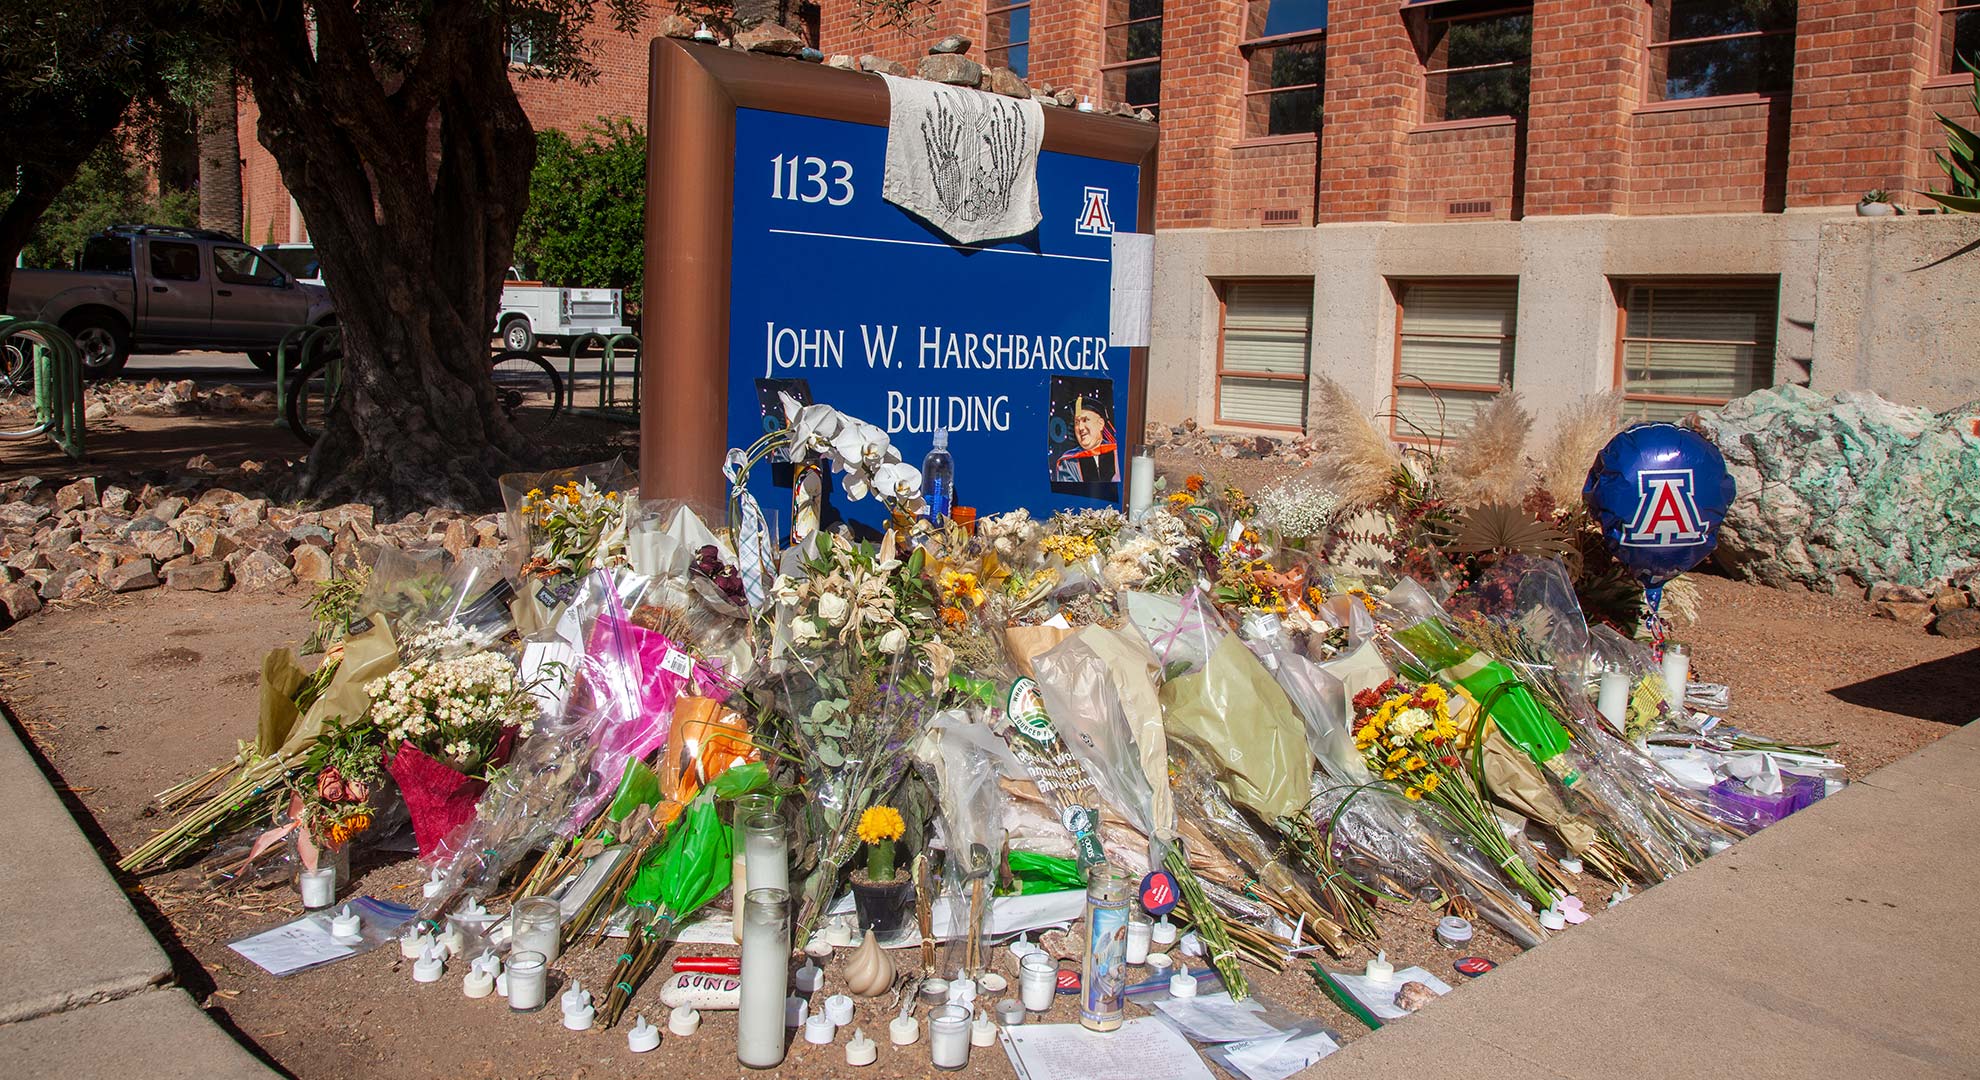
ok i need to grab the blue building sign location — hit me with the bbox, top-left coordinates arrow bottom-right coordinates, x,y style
725,106 -> 1143,532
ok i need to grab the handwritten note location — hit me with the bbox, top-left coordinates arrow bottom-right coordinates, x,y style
229,916 -> 355,976
1002,1018 -> 1216,1080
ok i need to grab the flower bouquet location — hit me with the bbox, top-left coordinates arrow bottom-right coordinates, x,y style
372,626 -> 535,856
1351,676 -> 1555,908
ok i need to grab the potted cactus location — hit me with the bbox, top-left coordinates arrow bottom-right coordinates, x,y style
849,805 -> 913,942
1857,189 -> 1897,217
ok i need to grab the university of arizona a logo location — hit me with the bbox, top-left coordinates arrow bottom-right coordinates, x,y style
1075,186 -> 1114,236
1623,469 -> 1707,547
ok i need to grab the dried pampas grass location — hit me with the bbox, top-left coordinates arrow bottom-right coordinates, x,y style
1537,392 -> 1624,508
1440,392 -> 1533,509
1305,377 -> 1402,505
1657,573 -> 1700,628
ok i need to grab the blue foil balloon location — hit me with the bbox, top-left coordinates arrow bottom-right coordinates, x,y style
1582,422 -> 1735,606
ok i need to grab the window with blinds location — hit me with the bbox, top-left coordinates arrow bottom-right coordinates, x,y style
1217,280 -> 1312,430
1394,280 -> 1517,440
1620,282 -> 1777,422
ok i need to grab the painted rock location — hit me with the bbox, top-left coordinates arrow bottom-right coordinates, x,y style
658,971 -> 742,1010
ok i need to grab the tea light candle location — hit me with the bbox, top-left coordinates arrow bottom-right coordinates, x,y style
628,1015 -> 661,1053
1540,906 -> 1567,932
979,972 -> 1007,994
824,993 -> 854,1026
422,867 -> 445,900
510,897 -> 562,963
889,1013 -> 920,1046
970,1010 -> 998,1047
1019,954 -> 1055,1012
670,1005 -> 701,1036
1149,917 -> 1178,950
786,996 -> 807,1028
299,866 -> 336,909
804,1012 -> 836,1044
329,905 -> 361,942
400,928 -> 434,959
1661,643 -> 1691,711
436,922 -> 466,958
1365,951 -> 1394,982
920,978 -> 950,1007
795,961 -> 824,995
998,999 -> 1024,1026
948,977 -> 978,1008
1125,913 -> 1152,965
1596,669 -> 1630,729
1146,952 -> 1174,975
846,1029 -> 878,1066
412,945 -> 444,984
1168,964 -> 1197,999
824,918 -> 857,949
506,949 -> 548,1011
929,1004 -> 971,1070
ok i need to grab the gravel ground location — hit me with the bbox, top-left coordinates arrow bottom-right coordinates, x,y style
1,548 -> 1965,1079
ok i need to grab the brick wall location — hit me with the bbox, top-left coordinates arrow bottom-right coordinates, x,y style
1786,0 -> 1938,206
1916,80 -> 1980,205
1629,99 -> 1788,213
1523,0 -> 1642,216
1316,0 -> 1421,223
1153,0 -> 1245,228
820,2 -> 987,69
1404,120 -> 1520,222
1228,140 -> 1319,227
1026,0 -> 1106,101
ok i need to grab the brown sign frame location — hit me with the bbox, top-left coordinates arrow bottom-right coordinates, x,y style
640,38 -> 1159,510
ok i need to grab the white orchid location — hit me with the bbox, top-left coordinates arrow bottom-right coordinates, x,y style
817,591 -> 850,626
841,470 -> 871,502
784,399 -> 845,459
872,461 -> 924,503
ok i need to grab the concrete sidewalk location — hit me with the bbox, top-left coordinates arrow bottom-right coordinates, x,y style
1299,719 -> 1980,1080
0,706 -> 277,1078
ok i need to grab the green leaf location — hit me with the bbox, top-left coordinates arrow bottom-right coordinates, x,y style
1922,190 -> 1980,213
816,741 -> 844,768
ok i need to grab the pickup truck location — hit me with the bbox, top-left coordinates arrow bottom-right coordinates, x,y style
7,225 -> 336,378
495,278 -> 632,353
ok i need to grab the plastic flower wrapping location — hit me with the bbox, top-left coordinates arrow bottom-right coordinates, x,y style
135,388 -> 1843,1034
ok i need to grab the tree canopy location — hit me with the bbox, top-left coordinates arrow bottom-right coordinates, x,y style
517,118 -> 648,305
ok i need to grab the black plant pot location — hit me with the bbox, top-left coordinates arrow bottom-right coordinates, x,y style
849,871 -> 915,944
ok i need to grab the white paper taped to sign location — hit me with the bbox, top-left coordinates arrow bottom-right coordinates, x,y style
1109,232 -> 1154,348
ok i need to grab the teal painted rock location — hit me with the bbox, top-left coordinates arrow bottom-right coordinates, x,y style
1694,386 -> 1980,592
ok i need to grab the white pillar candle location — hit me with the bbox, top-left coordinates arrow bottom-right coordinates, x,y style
742,812 -> 789,897
1019,953 -> 1056,1013
299,867 -> 336,909
731,794 -> 774,945
929,1004 -> 971,1070
1125,914 -> 1152,965
1661,643 -> 1691,712
1596,670 -> 1630,729
1127,453 -> 1155,519
506,949 -> 548,1011
738,888 -> 790,1069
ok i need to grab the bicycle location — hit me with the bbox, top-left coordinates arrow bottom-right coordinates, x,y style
285,344 -> 565,444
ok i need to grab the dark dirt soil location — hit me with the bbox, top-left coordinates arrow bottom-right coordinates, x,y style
1,553 -> 1966,1079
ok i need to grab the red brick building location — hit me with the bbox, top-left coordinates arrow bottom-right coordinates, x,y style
240,0 -> 1980,429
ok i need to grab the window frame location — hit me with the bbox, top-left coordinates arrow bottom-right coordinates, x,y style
1646,0 -> 1799,104
1612,276 -> 1780,415
507,31 -> 536,69
1214,278 -> 1313,433
988,1 -> 1031,76
147,240 -> 203,283
1390,277 -> 1519,444
1240,2 -> 1325,142
1419,5 -> 1534,124
1940,1 -> 1980,78
1101,0 -> 1163,112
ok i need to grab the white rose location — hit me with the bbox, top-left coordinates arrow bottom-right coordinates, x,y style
790,618 -> 823,646
876,626 -> 908,654
817,592 -> 850,626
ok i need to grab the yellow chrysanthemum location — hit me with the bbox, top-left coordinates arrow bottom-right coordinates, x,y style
1167,492 -> 1194,508
1405,756 -> 1426,771
856,805 -> 905,845
1422,774 -> 1442,793
1382,768 -> 1400,781
1404,786 -> 1423,800
1386,747 -> 1408,763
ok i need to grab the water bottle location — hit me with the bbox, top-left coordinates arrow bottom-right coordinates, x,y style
922,428 -> 954,522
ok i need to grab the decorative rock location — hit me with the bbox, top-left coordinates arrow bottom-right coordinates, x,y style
734,22 -> 807,56
0,582 -> 41,620
149,496 -> 189,523
657,970 -> 742,1010
859,55 -> 908,76
230,549 -> 295,593
1870,582 -> 1932,604
288,523 -> 335,549
50,568 -> 96,601
1931,607 -> 1980,639
919,53 -> 983,86
0,502 -> 51,530
98,486 -> 133,513
1135,108 -> 1155,122
929,34 -> 972,55
138,529 -> 190,563
186,522 -> 239,561
55,479 -> 98,512
826,53 -> 857,69
1052,88 -> 1078,108
799,46 -> 825,63
1872,600 -> 1934,628
104,558 -> 160,593
1932,587 -> 1970,614
1697,388 -> 1980,592
655,12 -> 699,38
983,65 -> 1029,98
166,562 -> 233,592
290,544 -> 335,583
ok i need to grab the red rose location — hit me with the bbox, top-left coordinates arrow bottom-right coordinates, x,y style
343,777 -> 371,804
1440,755 -> 1459,768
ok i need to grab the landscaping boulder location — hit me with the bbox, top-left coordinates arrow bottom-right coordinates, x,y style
919,53 -> 983,86
1696,387 -> 1980,592
290,544 -> 334,583
1932,607 -> 1980,639
230,550 -> 294,593
0,582 -> 41,620
734,22 -> 806,55
104,558 -> 160,593
55,478 -> 98,512
165,562 -> 232,592
983,65 -> 1029,98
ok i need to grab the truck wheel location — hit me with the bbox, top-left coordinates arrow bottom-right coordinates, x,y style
248,350 -> 277,373
63,311 -> 131,379
500,316 -> 534,353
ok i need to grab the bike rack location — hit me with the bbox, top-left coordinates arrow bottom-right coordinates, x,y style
273,323 -> 321,430
0,317 -> 87,459
562,332 -> 641,424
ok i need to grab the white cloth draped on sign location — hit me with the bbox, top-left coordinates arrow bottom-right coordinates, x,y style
879,73 -> 1044,245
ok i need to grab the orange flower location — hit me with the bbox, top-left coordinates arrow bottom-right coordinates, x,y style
1184,474 -> 1205,494
940,605 -> 967,627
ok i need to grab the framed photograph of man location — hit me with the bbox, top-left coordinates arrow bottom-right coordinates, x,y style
1048,375 -> 1120,500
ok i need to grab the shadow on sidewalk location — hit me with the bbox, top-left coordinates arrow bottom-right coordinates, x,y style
1829,647 -> 1980,724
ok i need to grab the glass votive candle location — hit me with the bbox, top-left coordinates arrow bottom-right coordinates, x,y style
299,866 -> 336,909
1019,952 -> 1056,1012
510,896 -> 562,963
928,1004 -> 971,1070
743,811 -> 790,897
506,949 -> 548,1011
